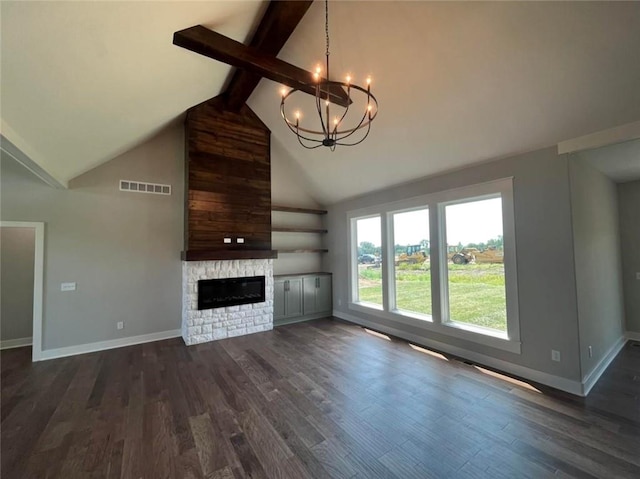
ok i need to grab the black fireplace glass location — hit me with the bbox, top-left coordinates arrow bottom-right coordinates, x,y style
197,276 -> 266,310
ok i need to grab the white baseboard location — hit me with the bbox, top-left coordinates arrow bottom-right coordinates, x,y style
0,337 -> 33,350
581,335 -> 627,396
625,331 -> 640,342
334,310 -> 585,396
38,329 -> 182,361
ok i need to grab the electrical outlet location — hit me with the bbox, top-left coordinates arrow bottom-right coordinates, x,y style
636,272 -> 640,280
117,321 -> 124,330
551,350 -> 561,362
588,345 -> 593,358
61,282 -> 76,291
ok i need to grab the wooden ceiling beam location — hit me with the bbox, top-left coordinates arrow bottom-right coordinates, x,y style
225,1 -> 313,110
173,25 -> 351,108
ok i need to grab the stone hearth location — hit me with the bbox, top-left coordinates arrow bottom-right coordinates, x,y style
182,259 -> 273,345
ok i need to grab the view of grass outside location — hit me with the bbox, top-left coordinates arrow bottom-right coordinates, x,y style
358,266 -> 384,305
393,208 -> 431,316
358,263 -> 507,330
356,216 -> 383,307
445,197 -> 506,331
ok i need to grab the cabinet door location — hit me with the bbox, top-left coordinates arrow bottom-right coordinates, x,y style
273,280 -> 286,321
302,277 -> 318,315
286,278 -> 303,318
316,276 -> 332,313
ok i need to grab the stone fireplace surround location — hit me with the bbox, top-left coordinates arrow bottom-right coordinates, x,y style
182,259 -> 273,345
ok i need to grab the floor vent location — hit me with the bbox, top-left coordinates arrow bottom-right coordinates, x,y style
120,180 -> 171,195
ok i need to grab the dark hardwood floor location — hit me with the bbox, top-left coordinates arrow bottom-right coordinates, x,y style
2,319 -> 639,478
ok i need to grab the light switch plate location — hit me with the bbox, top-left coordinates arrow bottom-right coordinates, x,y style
61,282 -> 76,292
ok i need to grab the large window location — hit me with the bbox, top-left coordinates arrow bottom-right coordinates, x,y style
348,179 -> 520,353
392,208 -> 431,319
442,196 -> 506,332
354,216 -> 383,307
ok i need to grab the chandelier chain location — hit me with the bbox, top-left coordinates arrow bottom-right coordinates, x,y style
325,0 -> 330,79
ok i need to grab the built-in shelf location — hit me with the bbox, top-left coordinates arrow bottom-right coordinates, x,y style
277,249 -> 329,254
272,227 -> 328,234
271,205 -> 328,215
272,205 -> 328,255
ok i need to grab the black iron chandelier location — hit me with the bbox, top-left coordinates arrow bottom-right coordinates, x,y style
280,0 -> 378,150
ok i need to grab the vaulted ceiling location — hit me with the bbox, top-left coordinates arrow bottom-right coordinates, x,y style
2,1 -> 640,204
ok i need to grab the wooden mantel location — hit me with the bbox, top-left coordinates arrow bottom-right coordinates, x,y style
181,250 -> 277,261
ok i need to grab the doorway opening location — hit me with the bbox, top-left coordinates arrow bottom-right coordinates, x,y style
0,222 -> 44,361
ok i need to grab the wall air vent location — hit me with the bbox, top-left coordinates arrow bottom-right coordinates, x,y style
119,180 -> 171,196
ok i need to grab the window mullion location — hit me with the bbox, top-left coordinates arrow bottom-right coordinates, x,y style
348,217 -> 358,303
381,212 -> 392,312
431,202 -> 446,326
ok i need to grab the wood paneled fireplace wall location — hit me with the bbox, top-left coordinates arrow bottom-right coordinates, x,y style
182,95 -> 277,261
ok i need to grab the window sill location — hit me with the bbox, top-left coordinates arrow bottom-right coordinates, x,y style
349,301 -> 384,315
348,302 -> 521,354
440,320 -> 520,354
444,320 -> 508,340
392,309 -> 433,324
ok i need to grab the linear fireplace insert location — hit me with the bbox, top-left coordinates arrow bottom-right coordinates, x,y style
197,276 -> 266,310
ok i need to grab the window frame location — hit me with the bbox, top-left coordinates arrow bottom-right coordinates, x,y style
387,205 -> 433,322
347,178 -> 521,354
348,211 -> 385,310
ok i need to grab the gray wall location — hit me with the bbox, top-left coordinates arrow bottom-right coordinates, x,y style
618,180 -> 640,333
0,124 -> 184,350
0,121 -> 329,352
325,147 -> 583,381
569,157 -> 625,380
270,138 -> 325,276
1,226 -> 36,341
